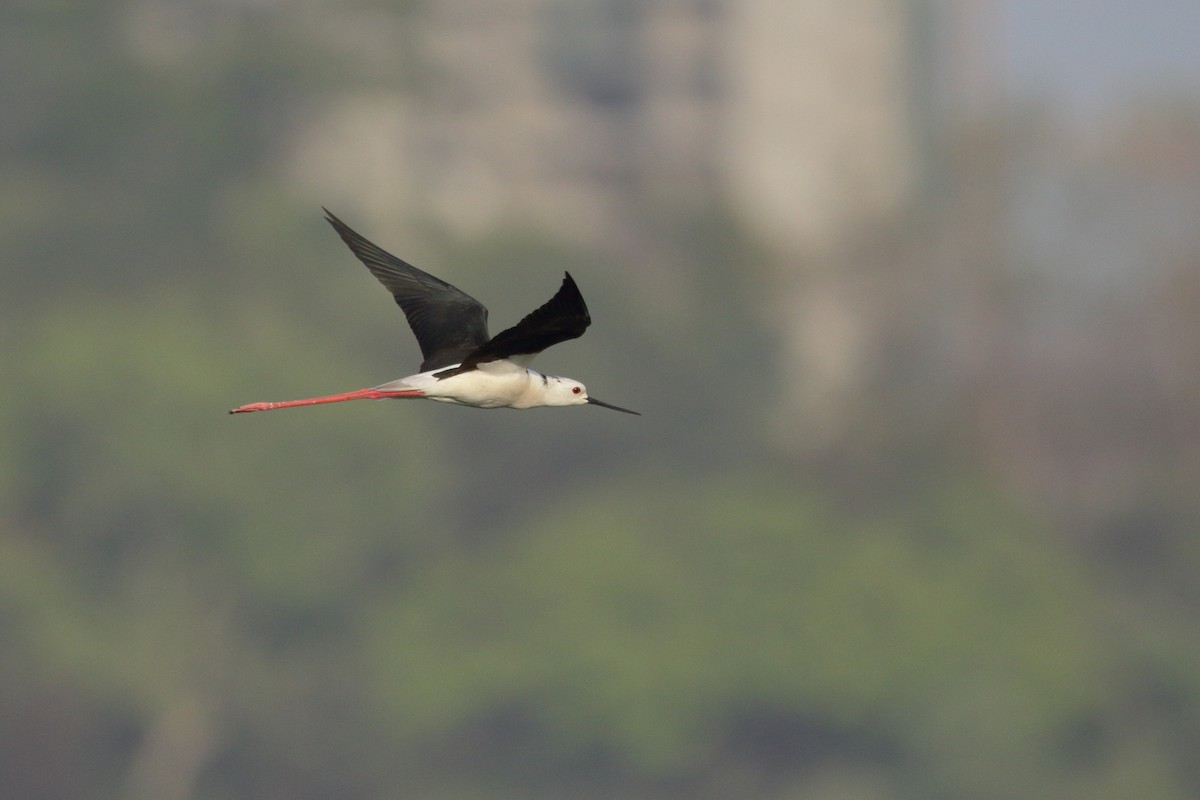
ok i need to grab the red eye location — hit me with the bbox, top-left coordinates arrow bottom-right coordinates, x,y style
572,386 -> 582,394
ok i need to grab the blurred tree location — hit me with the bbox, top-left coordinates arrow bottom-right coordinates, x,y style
353,473 -> 1146,799
0,297 -> 445,799
3,1 -> 1200,798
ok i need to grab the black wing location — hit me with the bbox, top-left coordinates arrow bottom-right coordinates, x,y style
437,272 -> 591,378
323,208 -> 489,371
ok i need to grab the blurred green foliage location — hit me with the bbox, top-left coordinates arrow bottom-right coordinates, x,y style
2,2 -> 1200,799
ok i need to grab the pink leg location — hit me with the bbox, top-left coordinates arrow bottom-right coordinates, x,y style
229,387 -> 424,414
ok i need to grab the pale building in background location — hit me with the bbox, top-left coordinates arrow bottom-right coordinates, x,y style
288,0 -> 959,450
291,0 -> 935,244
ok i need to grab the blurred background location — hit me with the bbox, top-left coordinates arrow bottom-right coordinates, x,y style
4,0 -> 1200,798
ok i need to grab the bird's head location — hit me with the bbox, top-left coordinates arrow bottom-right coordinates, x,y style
546,376 -> 640,415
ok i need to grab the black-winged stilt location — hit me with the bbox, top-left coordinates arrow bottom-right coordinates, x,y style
230,209 -> 639,416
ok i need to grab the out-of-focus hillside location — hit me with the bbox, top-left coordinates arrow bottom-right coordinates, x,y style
3,2 -> 1200,799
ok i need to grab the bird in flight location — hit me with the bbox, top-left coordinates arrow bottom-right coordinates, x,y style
230,209 -> 639,416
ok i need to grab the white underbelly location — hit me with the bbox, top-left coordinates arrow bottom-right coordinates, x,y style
373,361 -> 541,409
422,367 -> 532,409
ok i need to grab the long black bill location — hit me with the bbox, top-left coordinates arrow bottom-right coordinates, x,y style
587,396 -> 641,415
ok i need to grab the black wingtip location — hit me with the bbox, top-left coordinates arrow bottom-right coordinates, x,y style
558,272 -> 585,309
322,208 -> 365,252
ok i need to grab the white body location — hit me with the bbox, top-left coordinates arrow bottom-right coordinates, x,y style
229,354 -> 636,414
375,359 -> 592,409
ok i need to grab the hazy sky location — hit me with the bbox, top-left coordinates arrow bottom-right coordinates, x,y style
1002,0 -> 1200,113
